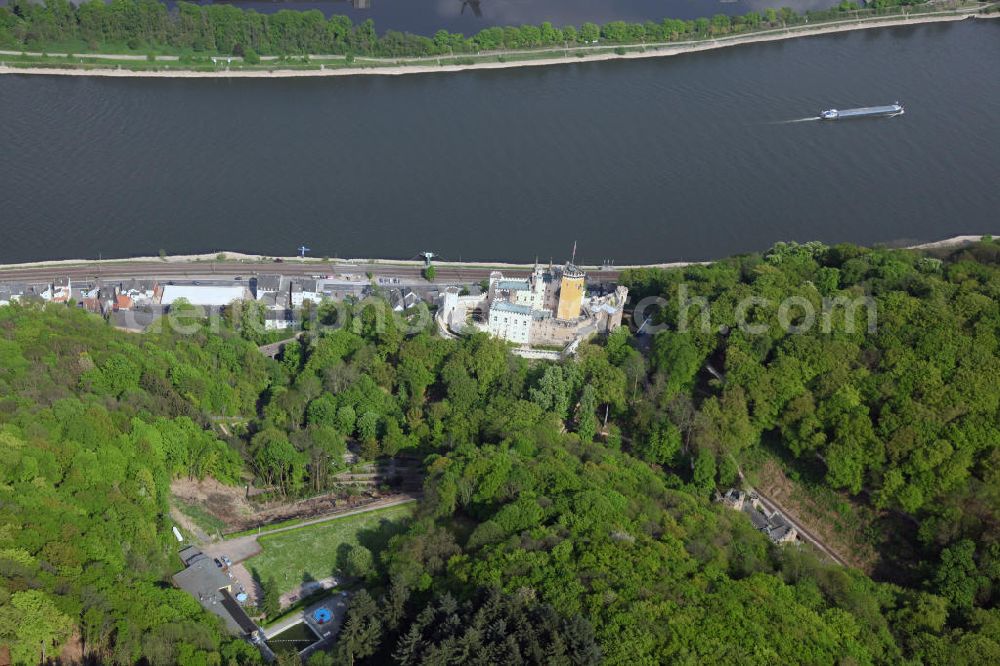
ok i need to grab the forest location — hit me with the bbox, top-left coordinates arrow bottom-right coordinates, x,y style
0,0 -> 926,60
1,237 -> 999,664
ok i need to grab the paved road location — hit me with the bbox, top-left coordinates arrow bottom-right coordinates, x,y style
203,494 -> 419,565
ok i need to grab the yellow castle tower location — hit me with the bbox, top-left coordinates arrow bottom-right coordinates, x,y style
556,263 -> 585,321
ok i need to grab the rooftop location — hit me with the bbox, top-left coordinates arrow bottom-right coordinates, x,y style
290,278 -> 318,293
492,301 -> 533,315
160,285 -> 247,306
496,279 -> 531,291
252,275 -> 283,292
172,549 -> 257,636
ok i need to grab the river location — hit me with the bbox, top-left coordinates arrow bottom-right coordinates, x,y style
0,20 -> 997,265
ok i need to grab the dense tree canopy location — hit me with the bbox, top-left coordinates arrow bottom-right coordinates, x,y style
0,304 -> 269,663
3,237 -> 1000,663
0,0 -> 925,59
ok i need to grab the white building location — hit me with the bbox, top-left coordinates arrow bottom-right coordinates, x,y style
490,270 -> 547,312
159,285 -> 248,307
487,301 -> 533,344
290,279 -> 323,308
252,275 -> 283,300
41,277 -> 72,303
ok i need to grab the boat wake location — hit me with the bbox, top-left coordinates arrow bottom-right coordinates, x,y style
763,116 -> 821,125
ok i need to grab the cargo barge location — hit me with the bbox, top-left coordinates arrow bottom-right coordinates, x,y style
820,102 -> 904,120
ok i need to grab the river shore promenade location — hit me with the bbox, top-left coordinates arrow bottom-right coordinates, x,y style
0,8 -> 996,79
0,236 -> 992,283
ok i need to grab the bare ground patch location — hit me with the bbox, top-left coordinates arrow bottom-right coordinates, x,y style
753,459 -> 880,573
171,477 -> 256,527
170,476 -> 388,536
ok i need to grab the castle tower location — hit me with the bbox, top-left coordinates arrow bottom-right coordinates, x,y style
556,263 -> 585,320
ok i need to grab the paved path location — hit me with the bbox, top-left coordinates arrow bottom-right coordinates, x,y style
203,494 -> 419,565
264,591 -> 351,655
0,49 -> 179,61
280,576 -> 337,608
2,6 -> 990,67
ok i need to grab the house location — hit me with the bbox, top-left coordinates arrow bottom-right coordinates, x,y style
115,294 -> 134,311
118,279 -> 157,306
265,309 -> 297,331
172,548 -> 259,637
78,285 -> 100,301
0,284 -> 20,307
251,274 -> 283,300
41,277 -> 72,303
764,512 -> 798,544
721,488 -> 747,511
81,297 -> 103,314
720,488 -> 799,545
391,288 -> 423,313
289,279 -> 322,308
259,290 -> 290,312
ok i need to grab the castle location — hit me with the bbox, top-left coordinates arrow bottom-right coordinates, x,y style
438,260 -> 628,356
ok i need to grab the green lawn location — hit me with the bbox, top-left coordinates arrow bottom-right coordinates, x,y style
246,504 -> 415,596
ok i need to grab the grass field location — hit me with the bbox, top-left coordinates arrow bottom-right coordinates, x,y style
175,497 -> 228,537
246,503 -> 415,596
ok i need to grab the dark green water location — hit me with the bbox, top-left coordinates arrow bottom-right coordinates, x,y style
269,621 -> 319,652
0,20 -> 997,264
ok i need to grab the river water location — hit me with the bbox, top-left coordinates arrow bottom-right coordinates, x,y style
1,20 -> 997,264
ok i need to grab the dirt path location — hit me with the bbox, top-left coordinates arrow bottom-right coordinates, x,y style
170,506 -> 211,544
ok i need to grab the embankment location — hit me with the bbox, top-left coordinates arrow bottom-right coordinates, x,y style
0,10 -> 995,79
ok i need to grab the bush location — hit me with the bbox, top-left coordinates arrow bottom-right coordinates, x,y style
614,47 -> 627,55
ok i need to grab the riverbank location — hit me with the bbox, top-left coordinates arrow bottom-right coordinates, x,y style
0,235 -> 992,274
1,8 -> 995,79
